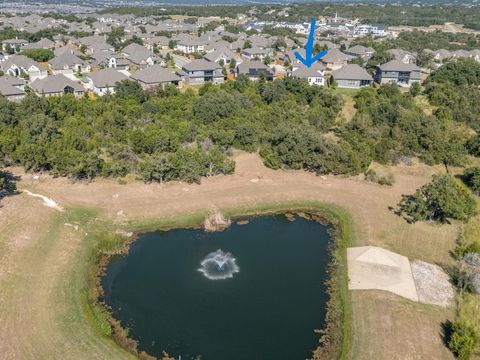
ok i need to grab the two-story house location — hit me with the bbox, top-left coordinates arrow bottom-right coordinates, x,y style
375,60 -> 422,87
174,35 -> 206,54
180,59 -> 224,85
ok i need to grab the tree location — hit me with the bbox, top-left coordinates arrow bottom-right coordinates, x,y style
243,40 -> 252,49
141,152 -> 173,184
106,26 -> 125,51
20,49 -> 54,62
409,82 -> 421,97
399,174 -> 477,223
114,80 -> 148,103
168,39 -> 177,50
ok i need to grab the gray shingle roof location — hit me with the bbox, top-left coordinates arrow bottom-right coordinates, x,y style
131,65 -> 180,84
292,67 -> 323,78
86,69 -> 129,88
48,54 -> 85,70
321,49 -> 350,63
332,64 -> 373,81
378,60 -> 420,72
30,74 -> 83,94
0,78 -> 25,97
21,38 -> 55,50
182,59 -> 221,72
2,55 -> 46,72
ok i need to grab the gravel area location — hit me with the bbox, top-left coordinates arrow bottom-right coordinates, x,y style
411,260 -> 455,307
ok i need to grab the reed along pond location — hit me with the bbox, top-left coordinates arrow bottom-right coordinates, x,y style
102,214 -> 333,360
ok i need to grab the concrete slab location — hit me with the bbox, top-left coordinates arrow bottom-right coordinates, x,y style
347,246 -> 419,302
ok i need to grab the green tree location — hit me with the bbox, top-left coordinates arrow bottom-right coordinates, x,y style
409,82 -> 421,97
114,80 -> 148,103
399,174 -> 477,223
20,49 -> 54,62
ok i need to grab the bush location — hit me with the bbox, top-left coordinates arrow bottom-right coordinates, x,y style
0,170 -> 16,195
449,319 -> 479,360
399,174 -> 477,223
455,218 -> 480,258
364,169 -> 394,186
462,167 -> 480,195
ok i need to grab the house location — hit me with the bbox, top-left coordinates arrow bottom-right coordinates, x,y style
0,77 -> 26,101
180,59 -> 224,85
204,48 -> 242,66
84,68 -> 129,95
54,46 -> 82,57
91,51 -> 129,70
237,61 -> 274,81
106,54 -> 130,70
30,74 -> 84,97
331,64 -> 373,88
78,35 -> 113,56
387,49 -> 417,64
144,36 -> 170,51
430,49 -> 452,63
371,24 -> 386,37
2,55 -> 48,81
471,50 -> 480,62
451,50 -> 472,59
344,45 -> 375,61
21,38 -> 55,51
320,49 -> 351,71
174,35 -> 206,54
48,54 -> 91,75
130,65 -> 182,90
121,43 -> 161,69
241,47 -> 271,61
2,38 -> 29,53
291,65 -> 325,86
375,60 -> 422,87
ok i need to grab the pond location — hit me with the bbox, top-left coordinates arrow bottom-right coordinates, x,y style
101,214 -> 333,360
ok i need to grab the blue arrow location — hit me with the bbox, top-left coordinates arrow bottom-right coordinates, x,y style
294,19 -> 328,68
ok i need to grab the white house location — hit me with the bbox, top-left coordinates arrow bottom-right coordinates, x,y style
2,55 -> 48,81
83,68 -> 129,96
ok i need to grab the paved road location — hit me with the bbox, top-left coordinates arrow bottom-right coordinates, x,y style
172,54 -> 191,69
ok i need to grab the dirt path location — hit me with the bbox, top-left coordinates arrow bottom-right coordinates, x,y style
0,152 -> 458,359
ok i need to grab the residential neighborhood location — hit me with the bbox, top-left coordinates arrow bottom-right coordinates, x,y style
0,7 -> 479,101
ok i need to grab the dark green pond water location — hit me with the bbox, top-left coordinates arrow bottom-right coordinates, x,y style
102,214 -> 333,360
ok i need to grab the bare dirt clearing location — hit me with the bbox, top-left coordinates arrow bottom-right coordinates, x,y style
1,152 -> 459,359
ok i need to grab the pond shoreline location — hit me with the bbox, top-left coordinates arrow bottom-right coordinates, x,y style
87,201 -> 354,360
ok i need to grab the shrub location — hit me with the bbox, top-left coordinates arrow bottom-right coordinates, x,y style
455,218 -> 480,258
364,169 -> 394,186
0,170 -> 16,195
398,174 -> 477,223
449,319 -> 479,360
463,167 -> 480,195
